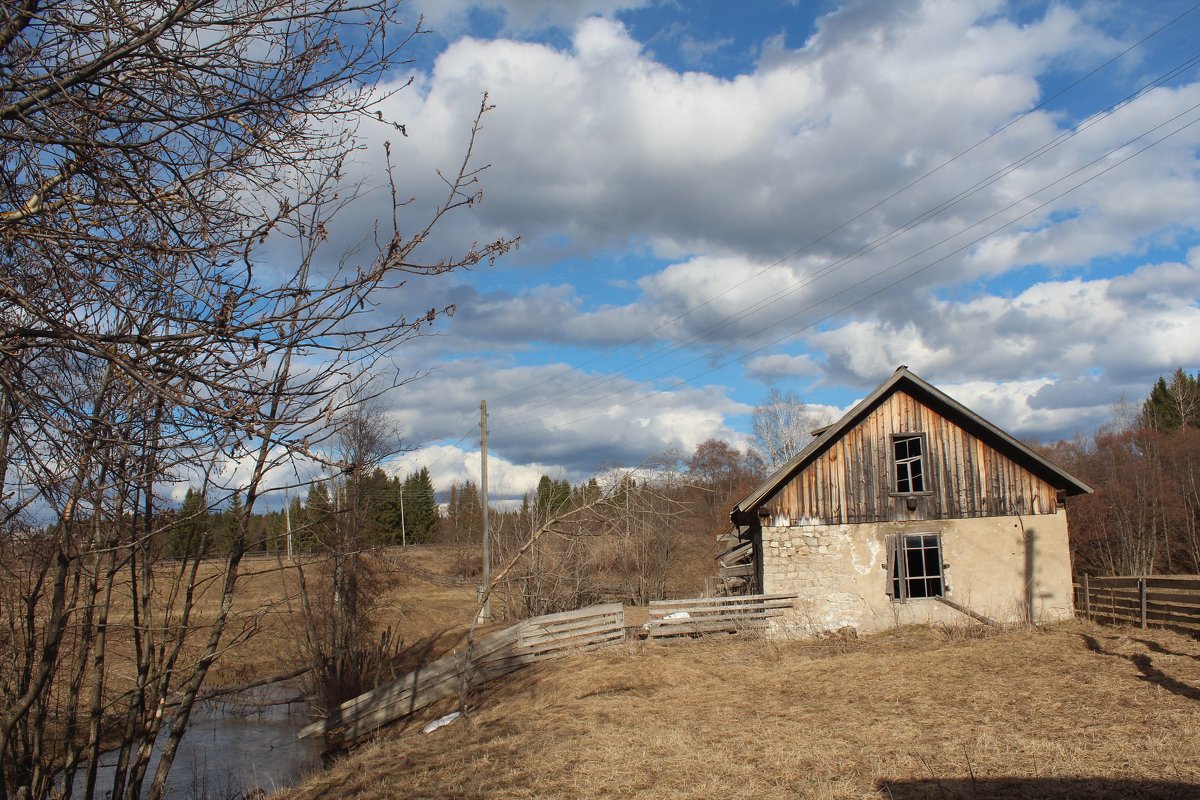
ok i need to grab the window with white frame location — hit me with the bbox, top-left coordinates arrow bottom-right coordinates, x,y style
888,533 -> 944,600
892,433 -> 926,494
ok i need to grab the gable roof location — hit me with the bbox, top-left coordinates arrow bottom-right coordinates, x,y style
732,366 -> 1092,525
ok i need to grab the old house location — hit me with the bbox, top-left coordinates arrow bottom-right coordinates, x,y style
719,367 -> 1092,636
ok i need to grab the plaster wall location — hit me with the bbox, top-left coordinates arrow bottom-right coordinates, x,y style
760,511 -> 1075,637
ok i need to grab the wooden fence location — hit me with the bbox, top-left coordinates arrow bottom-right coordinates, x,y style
1075,574 -> 1200,636
298,602 -> 625,747
645,593 -> 797,638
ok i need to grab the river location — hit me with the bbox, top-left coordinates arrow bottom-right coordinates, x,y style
76,691 -> 323,799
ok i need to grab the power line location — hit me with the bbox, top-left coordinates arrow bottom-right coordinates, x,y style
487,101 -> 1200,446
483,2 -> 1200,415
486,46 -> 1200,433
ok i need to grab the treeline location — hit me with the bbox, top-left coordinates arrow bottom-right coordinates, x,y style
165,467 -> 440,557
1050,368 -> 1200,575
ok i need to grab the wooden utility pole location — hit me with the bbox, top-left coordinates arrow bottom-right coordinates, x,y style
479,400 -> 491,624
285,490 -> 294,560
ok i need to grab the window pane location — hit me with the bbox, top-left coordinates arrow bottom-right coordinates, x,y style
910,460 -> 924,492
906,547 -> 925,578
923,544 -> 940,575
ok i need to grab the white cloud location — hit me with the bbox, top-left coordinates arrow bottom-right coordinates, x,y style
253,0 -> 1200,477
370,355 -> 750,481
347,1 -> 1200,314
809,250 -> 1200,435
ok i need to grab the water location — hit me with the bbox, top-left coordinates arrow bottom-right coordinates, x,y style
75,691 -> 323,799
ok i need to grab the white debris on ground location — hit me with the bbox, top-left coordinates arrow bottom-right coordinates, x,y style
642,610 -> 691,630
421,711 -> 462,734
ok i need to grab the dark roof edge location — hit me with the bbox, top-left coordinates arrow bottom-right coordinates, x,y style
732,367 -> 1093,523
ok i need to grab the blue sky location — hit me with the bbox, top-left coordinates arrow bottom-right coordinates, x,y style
303,0 -> 1200,497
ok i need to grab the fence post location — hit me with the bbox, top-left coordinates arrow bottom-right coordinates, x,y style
1083,573 -> 1091,621
1138,576 -> 1147,630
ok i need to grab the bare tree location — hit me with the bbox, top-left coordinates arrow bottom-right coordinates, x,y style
750,388 -> 834,470
0,2 -> 513,798
292,385 -> 410,713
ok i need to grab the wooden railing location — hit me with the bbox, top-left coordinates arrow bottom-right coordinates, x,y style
1075,575 -> 1200,636
298,602 -> 625,747
645,593 -> 796,638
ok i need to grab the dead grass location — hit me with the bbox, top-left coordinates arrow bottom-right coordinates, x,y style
92,546 -> 480,688
275,621 -> 1200,800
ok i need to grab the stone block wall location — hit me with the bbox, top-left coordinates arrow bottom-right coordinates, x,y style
759,511 -> 1076,638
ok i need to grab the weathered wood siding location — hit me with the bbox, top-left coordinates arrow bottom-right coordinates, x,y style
763,390 -> 1059,524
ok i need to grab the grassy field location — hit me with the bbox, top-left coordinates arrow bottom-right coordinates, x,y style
274,620 -> 1200,800
174,547 -> 479,686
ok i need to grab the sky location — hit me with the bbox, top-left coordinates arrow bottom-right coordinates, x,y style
305,0 -> 1200,499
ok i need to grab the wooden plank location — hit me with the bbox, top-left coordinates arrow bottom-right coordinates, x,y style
647,597 -> 797,613
521,611 -> 623,638
320,648 -> 467,721
1145,577 -> 1200,591
648,612 -> 789,629
647,601 -> 795,619
517,626 -> 623,649
648,619 -> 770,638
1075,587 -> 1140,602
1084,606 -> 1200,632
517,621 -> 625,649
716,530 -> 741,546
336,662 -> 516,744
648,611 -> 793,625
1079,577 -> 1142,589
523,602 -> 623,627
481,635 -> 626,668
1141,590 -> 1200,607
717,541 -> 753,564
649,593 -> 797,608
1080,595 -> 1200,621
299,656 -> 463,739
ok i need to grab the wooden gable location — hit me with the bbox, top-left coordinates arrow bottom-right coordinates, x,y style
758,388 -> 1061,525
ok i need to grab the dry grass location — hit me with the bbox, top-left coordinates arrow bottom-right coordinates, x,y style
103,546 -> 480,687
276,621 -> 1200,800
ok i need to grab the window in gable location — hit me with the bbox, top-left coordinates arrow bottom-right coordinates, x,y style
892,433 -> 925,494
887,533 -> 944,601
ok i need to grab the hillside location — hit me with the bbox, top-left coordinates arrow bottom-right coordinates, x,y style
277,622 -> 1200,800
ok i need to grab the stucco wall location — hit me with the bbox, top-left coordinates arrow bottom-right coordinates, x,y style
760,511 -> 1075,637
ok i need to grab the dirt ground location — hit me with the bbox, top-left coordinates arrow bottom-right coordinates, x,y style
274,620 -> 1200,800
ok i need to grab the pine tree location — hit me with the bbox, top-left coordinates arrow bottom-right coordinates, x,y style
169,487 -> 210,558
302,481 -> 333,550
1141,368 -> 1200,432
402,468 -> 438,544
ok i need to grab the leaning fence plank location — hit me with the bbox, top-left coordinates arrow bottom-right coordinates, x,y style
303,603 -> 627,746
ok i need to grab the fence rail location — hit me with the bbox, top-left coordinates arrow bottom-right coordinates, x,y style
645,593 -> 797,638
1075,574 -> 1200,637
298,602 -> 625,747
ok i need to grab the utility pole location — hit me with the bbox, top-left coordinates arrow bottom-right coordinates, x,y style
399,484 -> 406,547
479,400 -> 491,624
285,489 -> 293,560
